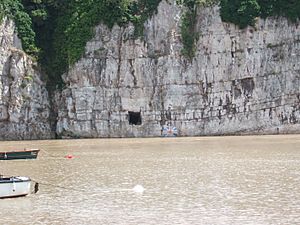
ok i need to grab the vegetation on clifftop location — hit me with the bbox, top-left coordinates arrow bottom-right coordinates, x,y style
220,0 -> 300,28
1,0 -> 299,88
0,0 -> 38,55
178,0 -> 199,60
1,0 -> 162,88
177,0 -> 217,60
180,0 -> 300,59
24,0 -> 161,89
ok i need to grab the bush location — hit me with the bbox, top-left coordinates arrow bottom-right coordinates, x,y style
221,0 -> 300,28
180,7 -> 198,60
0,0 -> 38,55
220,0 -> 260,28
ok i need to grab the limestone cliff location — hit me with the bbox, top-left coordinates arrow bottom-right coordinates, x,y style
0,17 -> 51,140
54,1 -> 300,138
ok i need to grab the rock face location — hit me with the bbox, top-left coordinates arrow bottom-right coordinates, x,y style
0,17 -> 51,140
55,1 -> 300,138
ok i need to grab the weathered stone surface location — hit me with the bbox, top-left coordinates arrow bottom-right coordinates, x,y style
0,17 -> 52,140
54,1 -> 299,137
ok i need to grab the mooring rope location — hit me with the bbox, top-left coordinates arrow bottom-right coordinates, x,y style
39,149 -> 62,158
30,179 -> 85,192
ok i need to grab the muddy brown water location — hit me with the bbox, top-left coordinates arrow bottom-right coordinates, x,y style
0,135 -> 299,224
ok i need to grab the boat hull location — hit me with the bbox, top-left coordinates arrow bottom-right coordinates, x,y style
0,149 -> 39,160
0,177 -> 31,199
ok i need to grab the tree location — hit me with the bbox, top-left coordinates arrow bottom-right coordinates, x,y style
220,0 -> 260,28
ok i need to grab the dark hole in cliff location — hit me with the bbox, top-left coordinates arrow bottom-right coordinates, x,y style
128,111 -> 142,125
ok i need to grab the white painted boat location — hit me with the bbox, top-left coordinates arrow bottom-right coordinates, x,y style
0,176 -> 31,199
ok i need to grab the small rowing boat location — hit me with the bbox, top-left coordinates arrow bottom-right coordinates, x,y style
0,149 -> 40,160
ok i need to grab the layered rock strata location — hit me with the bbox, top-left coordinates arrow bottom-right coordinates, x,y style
0,17 -> 51,140
54,1 -> 299,137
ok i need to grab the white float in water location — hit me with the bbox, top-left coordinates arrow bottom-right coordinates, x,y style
133,185 -> 145,193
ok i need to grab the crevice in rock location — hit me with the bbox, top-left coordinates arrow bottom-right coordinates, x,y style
159,74 -> 166,126
129,59 -> 137,86
91,91 -> 99,136
49,91 -> 59,138
116,29 -> 124,88
149,59 -> 158,110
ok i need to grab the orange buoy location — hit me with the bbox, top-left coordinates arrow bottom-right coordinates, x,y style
65,154 -> 74,159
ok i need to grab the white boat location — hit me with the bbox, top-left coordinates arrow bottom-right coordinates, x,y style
0,176 -> 32,199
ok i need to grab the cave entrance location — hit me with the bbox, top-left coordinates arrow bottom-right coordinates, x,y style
128,111 -> 142,125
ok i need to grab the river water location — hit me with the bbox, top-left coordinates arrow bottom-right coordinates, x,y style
0,135 -> 299,225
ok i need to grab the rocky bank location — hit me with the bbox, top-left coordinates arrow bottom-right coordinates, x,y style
55,1 -> 300,138
0,17 -> 51,140
0,1 -> 299,140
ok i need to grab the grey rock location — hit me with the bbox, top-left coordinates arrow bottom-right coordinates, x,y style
0,17 -> 52,140
55,2 -> 300,137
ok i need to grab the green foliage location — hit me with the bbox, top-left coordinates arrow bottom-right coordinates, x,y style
58,0 -> 161,66
180,6 -> 198,60
221,0 -> 300,28
178,0 -> 205,60
0,0 -> 39,54
177,0 -> 219,60
1,0 -> 163,89
2,0 -> 300,89
179,0 -> 300,60
257,0 -> 274,18
24,74 -> 34,81
129,0 -> 162,37
23,0 -> 162,89
22,0 -> 49,25
0,4 -> 4,21
220,0 -> 260,28
258,0 -> 300,21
